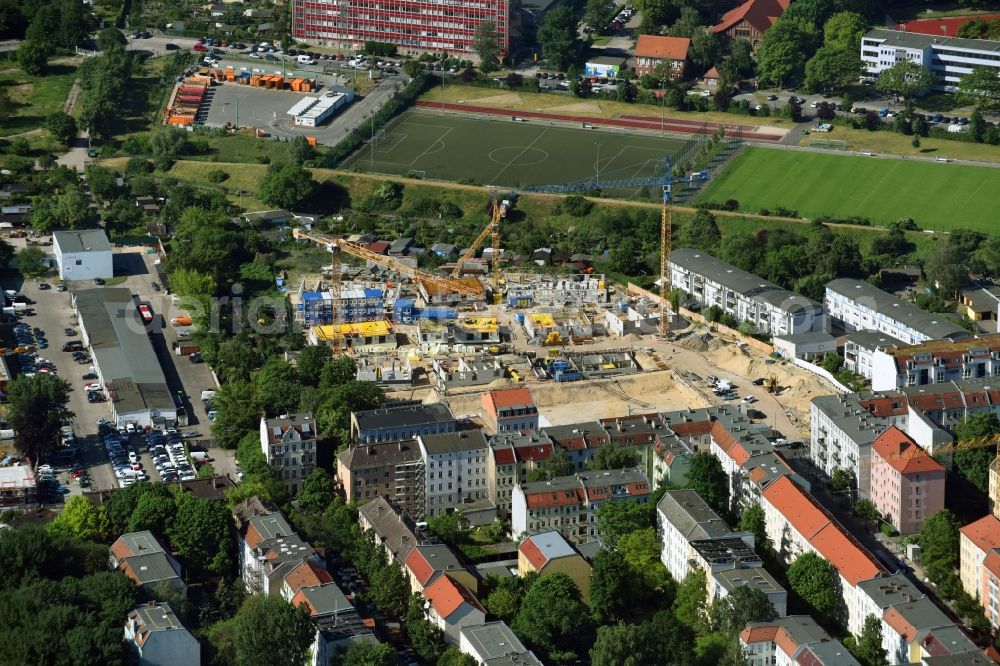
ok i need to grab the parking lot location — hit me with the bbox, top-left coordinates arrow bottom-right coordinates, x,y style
5,244 -> 234,496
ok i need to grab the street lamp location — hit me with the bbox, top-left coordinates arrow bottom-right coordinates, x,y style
594,142 -> 602,185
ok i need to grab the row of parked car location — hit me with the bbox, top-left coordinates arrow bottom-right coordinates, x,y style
146,429 -> 198,484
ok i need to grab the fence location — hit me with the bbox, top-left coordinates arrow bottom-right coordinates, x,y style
789,356 -> 850,393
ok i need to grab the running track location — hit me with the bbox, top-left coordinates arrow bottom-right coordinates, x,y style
413,101 -> 785,141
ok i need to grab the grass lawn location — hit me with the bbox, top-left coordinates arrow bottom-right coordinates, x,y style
342,110 -> 689,190
186,132 -> 302,165
698,147 -> 1000,232
804,127 -> 1000,163
0,64 -> 78,138
420,83 -> 797,129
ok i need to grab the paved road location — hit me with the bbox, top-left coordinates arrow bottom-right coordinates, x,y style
56,131 -> 91,173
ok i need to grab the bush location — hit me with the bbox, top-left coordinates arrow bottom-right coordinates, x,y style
880,523 -> 900,537
560,195 -> 593,217
208,169 -> 229,183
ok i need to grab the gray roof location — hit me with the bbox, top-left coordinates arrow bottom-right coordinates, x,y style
811,394 -> 884,446
656,489 -> 733,541
714,567 -> 784,595
298,582 -> 352,615
124,552 -> 182,584
459,622 -> 541,665
248,512 -> 296,543
864,27 -> 1000,52
357,496 -> 422,561
671,248 -> 821,316
116,530 -> 167,558
521,530 -> 577,562
825,278 -> 969,341
922,653 -> 996,665
420,429 -> 489,454
804,640 -> 862,665
888,597 -> 952,632
337,439 -> 422,469
518,468 -> 649,495
742,615 -> 860,664
410,544 -> 466,577
353,403 -> 455,431
53,229 -> 112,254
857,573 -> 924,609
961,285 -> 1000,312
844,330 -> 906,350
129,602 -> 188,633
75,289 -> 174,415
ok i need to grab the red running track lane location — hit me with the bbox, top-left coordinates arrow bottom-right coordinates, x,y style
413,101 -> 784,141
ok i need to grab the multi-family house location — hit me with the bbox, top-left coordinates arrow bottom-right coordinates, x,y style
657,489 -> 741,582
260,413 -> 318,495
481,387 -> 538,434
761,475 -> 887,634
291,582 -> 375,666
404,544 -> 478,596
740,616 -> 860,666
124,602 -> 200,666
825,278 -> 969,344
869,426 -> 945,534
960,514 -> 1000,601
418,430 -> 490,518
670,248 -> 824,336
458,622 -> 543,665
336,439 -> 424,517
518,531 -> 592,603
541,422 -> 610,472
869,335 -> 1000,391
238,509 -> 317,595
714,568 -> 787,617
357,495 -> 426,566
843,330 -> 906,380
423,574 -> 486,643
350,402 -> 456,444
511,468 -> 650,544
487,433 -> 553,517
110,532 -> 186,597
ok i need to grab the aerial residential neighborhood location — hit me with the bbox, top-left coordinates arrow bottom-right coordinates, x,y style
0,0 -> 999,664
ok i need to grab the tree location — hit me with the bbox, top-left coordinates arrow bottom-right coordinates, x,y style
126,492 -> 176,535
590,610 -> 696,666
955,66 -> 1000,112
820,353 -> 844,374
484,573 -> 536,622
211,380 -> 262,450
287,136 -> 315,166
853,498 -> 881,529
15,40 -> 47,75
45,112 -> 77,146
924,241 -> 967,296
96,26 -> 126,51
427,511 -> 468,544
687,452 -> 729,513
850,614 -> 889,666
259,163 -> 318,210
369,561 -> 409,617
953,413 -> 1000,494
920,509 -> 960,583
255,357 -> 301,416
298,469 -> 336,513
49,495 -> 110,541
537,5 -> 579,71
689,29 -> 723,72
618,527 -> 674,594
406,593 -> 446,663
824,11 -> 868,51
787,552 -> 842,625
828,467 -> 857,497
150,127 -> 190,169
437,647 -> 477,666
233,595 -> 315,666
333,641 -> 396,666
596,500 -> 650,546
473,19 -> 500,71
590,548 -> 633,623
512,573 -> 593,664
720,232 -> 765,273
16,246 -> 49,279
167,493 -> 234,577
710,586 -> 778,635
738,503 -> 771,552
804,46 -> 864,93
672,568 -> 709,632
875,60 -> 936,103
756,18 -> 821,88
680,209 -> 721,252
7,373 -> 71,465
782,0 -> 836,26
588,445 -> 639,471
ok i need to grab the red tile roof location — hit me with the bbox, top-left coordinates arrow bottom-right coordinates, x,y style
811,523 -> 883,586
405,548 -> 435,586
525,486 -> 584,509
774,627 -> 800,658
519,537 -> 548,571
670,421 -> 714,437
739,625 -> 778,645
961,515 -> 1000,554
711,0 -> 789,35
884,605 -> 917,643
488,387 -> 535,409
423,574 -> 484,620
492,445 -> 515,466
515,442 -> 553,462
872,426 -> 944,475
283,560 -> 333,596
635,35 -> 690,61
762,476 -> 829,540
984,549 -> 1000,580
368,241 -> 390,254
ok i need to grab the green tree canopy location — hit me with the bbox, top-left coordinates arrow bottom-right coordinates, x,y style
211,380 -> 262,449
590,548 -> 634,623
824,11 -> 868,51
406,593 -> 446,663
7,373 -> 71,464
787,552 -> 843,626
756,17 -> 821,87
15,40 -> 47,75
233,595 -> 315,666
259,163 -> 318,210
596,500 -> 651,546
167,493 -> 235,577
804,46 -> 864,93
49,496 -> 110,542
298,469 -> 337,513
587,444 -> 639,471
333,641 -> 396,666
618,527 -> 675,595
16,245 -> 50,279
473,19 -> 500,71
875,60 -> 936,102
687,452 -> 729,513
710,585 -> 778,635
537,5 -> 580,71
850,614 -> 889,666
920,509 -> 960,583
672,568 -> 709,632
956,66 -> 1000,112
512,573 -> 593,664
680,209 -> 721,252
45,112 -> 77,146
738,503 -> 772,552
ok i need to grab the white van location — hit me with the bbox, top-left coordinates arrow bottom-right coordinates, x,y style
297,54 -> 316,65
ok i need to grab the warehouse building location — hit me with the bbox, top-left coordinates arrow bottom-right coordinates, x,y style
73,288 -> 177,428
286,91 -> 353,127
53,229 -> 113,281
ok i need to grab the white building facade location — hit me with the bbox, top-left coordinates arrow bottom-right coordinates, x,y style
53,229 -> 113,280
418,430 -> 490,518
861,28 -> 1000,92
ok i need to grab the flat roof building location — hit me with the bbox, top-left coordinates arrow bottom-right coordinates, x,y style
861,28 -> 1000,92
73,288 -> 177,428
53,229 -> 113,280
351,402 -> 457,444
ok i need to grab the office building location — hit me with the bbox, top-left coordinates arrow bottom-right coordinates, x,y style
861,28 -> 1000,92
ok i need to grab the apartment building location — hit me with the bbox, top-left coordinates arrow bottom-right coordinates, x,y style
481,387 -> 538,434
404,543 -> 478,595
860,28 -> 1000,92
869,334 -> 1000,391
670,248 -> 824,336
291,281 -> 386,326
423,574 -> 486,644
741,616 -> 860,666
980,550 -> 1000,629
869,426 -> 945,534
541,422 -> 610,472
418,430 -> 490,518
357,495 -> 426,565
237,509 -> 317,595
843,330 -> 906,380
350,402 -> 457,444
761,476 -> 887,635
260,413 -> 318,495
110,531 -> 186,597
459,622 -> 543,665
657,489 -> 742,582
291,0 -> 511,59
960,514 -> 1000,601
291,582 -> 373,666
336,439 -> 424,517
125,602 -> 200,666
518,531 -> 592,603
511,468 -> 650,544
487,433 -> 553,517
825,278 -> 969,344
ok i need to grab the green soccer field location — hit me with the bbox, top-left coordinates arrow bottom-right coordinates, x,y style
342,111 -> 690,192
697,148 -> 1000,232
